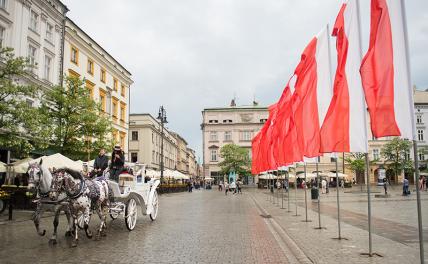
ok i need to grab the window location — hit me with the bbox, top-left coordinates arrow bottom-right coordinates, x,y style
99,89 -> 106,112
119,132 -> 125,149
30,11 -> 38,32
222,119 -> 232,123
120,104 -> 125,122
46,22 -> 53,42
113,78 -> 118,91
112,100 -> 118,119
0,26 -> 5,48
112,129 -> 118,144
44,55 -> 51,81
260,119 -> 267,123
131,131 -> 138,141
418,129 -> 424,141
224,131 -> 232,141
419,152 -> 425,161
417,115 -> 423,124
210,149 -> 218,162
152,133 -> 154,143
28,44 -> 37,71
100,68 -> 106,83
131,152 -> 138,163
121,84 -> 125,97
85,80 -> 94,98
87,59 -> 94,75
152,151 -> 155,162
209,131 -> 218,141
0,0 -> 6,9
208,120 -> 218,124
70,46 -> 78,65
373,149 -> 380,160
241,131 -> 251,141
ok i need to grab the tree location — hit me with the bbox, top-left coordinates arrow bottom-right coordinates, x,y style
381,137 -> 413,180
219,144 -> 251,177
40,75 -> 113,160
0,47 -> 48,157
344,153 -> 366,184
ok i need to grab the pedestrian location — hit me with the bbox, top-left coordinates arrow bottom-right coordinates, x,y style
219,180 -> 223,191
425,176 -> 428,191
419,176 -> 424,191
224,181 -> 229,195
230,181 -> 236,194
110,145 -> 125,182
276,180 -> 282,190
321,179 -> 327,194
237,181 -> 242,194
340,179 -> 345,189
94,148 -> 109,177
403,177 -> 410,196
285,179 -> 289,192
383,177 -> 388,195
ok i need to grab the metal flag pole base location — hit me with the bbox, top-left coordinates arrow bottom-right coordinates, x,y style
360,253 -> 383,258
314,227 -> 327,230
331,237 -> 349,241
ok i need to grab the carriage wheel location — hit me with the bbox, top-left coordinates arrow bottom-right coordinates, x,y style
149,191 -> 159,221
77,212 -> 91,229
125,198 -> 137,231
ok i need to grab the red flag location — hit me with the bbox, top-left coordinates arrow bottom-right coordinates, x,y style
320,0 -> 368,153
292,28 -> 332,158
360,0 -> 414,139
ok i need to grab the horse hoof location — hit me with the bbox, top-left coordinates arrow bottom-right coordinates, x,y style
39,230 -> 46,236
49,239 -> 57,245
65,231 -> 72,237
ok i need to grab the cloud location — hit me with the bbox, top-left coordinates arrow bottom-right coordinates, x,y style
62,0 -> 428,160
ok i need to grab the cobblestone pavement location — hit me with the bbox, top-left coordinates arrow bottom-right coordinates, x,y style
254,186 -> 428,263
0,189 -> 303,264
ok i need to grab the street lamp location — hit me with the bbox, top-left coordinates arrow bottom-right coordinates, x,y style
157,106 -> 168,183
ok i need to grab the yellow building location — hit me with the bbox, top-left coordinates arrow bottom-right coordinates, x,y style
63,18 -> 133,157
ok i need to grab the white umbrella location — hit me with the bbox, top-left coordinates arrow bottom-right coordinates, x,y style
9,158 -> 34,174
297,173 -> 317,179
259,174 -> 278,180
0,161 -> 6,173
33,153 -> 81,171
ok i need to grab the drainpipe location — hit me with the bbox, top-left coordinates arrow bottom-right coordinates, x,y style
59,9 -> 68,86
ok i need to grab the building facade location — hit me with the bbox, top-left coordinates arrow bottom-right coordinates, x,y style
129,114 -> 178,170
63,18 -> 133,155
0,0 -> 68,97
201,104 -> 269,183
187,147 -> 197,177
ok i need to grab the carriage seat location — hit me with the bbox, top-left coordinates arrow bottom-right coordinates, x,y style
107,180 -> 129,199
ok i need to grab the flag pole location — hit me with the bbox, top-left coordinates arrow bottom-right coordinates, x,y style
294,164 -> 299,216
302,162 -> 310,222
281,171 -> 285,209
315,160 -> 323,229
365,153 -> 373,256
335,156 -> 342,239
401,0 -> 424,262
287,170 -> 291,212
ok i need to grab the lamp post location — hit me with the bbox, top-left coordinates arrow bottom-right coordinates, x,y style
157,106 -> 168,183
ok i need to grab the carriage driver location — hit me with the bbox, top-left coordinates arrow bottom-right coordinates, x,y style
94,148 -> 109,177
110,145 -> 125,182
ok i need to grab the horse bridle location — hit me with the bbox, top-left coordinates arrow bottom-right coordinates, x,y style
29,165 -> 49,198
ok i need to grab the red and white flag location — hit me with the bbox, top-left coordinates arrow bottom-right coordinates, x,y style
320,0 -> 368,153
360,0 -> 415,139
292,27 -> 333,158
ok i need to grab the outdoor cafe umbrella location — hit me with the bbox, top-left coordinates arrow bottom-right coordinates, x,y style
0,161 -> 6,173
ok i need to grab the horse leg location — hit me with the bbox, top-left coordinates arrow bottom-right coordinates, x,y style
71,217 -> 78,247
84,206 -> 93,239
32,203 -> 46,236
95,206 -> 103,241
101,205 -> 108,237
64,206 -> 73,237
49,206 -> 61,245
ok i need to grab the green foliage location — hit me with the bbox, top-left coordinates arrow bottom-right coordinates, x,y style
40,75 -> 113,160
0,47 -> 48,157
381,137 -> 413,177
344,153 -> 368,184
219,144 -> 251,176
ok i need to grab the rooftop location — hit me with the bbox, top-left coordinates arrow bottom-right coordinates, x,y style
414,89 -> 428,104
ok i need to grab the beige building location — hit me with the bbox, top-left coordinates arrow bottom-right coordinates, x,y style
201,102 -> 269,183
63,18 -> 133,156
171,132 -> 189,173
187,147 -> 198,177
128,114 -> 178,170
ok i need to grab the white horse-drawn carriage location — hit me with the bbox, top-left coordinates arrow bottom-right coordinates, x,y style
77,172 -> 160,231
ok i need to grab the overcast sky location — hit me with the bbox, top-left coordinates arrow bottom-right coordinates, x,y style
62,0 -> 428,161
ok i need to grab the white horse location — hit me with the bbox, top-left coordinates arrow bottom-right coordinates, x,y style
50,168 -> 110,247
27,160 -> 73,244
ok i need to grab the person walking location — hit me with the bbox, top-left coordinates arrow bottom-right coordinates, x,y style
230,181 -> 236,194
321,179 -> 327,194
276,180 -> 282,190
236,181 -> 242,194
383,177 -> 388,195
94,148 -> 109,177
419,176 -> 424,191
403,177 -> 410,196
219,181 -> 223,191
224,181 -> 229,195
110,145 -> 125,182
